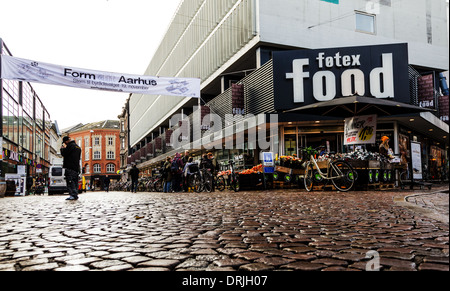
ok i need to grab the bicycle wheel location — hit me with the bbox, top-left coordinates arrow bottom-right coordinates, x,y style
399,171 -> 407,189
304,162 -> 314,192
216,175 -> 226,191
191,173 -> 203,193
330,160 -> 355,192
230,174 -> 240,192
203,173 -> 213,193
153,179 -> 163,192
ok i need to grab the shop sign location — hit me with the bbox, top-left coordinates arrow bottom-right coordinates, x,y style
165,130 -> 173,147
232,84 -> 245,115
262,152 -> 274,166
273,43 -> 410,110
344,115 -> 377,145
418,74 -> 435,109
438,95 -> 449,124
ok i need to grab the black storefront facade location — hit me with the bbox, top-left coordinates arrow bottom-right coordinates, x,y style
270,43 -> 448,182
136,43 -> 448,184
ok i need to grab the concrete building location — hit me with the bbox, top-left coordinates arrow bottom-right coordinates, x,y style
126,0 -> 448,179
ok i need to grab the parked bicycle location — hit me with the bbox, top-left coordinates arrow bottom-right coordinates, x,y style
302,147 -> 355,192
191,167 -> 213,193
214,173 -> 226,192
228,160 -> 240,192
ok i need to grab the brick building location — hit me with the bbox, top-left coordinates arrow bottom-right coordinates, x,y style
64,120 -> 121,190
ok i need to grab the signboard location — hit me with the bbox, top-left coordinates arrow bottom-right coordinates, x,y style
411,142 -> 423,180
273,43 -> 410,110
418,74 -> 435,109
438,95 -> 449,124
262,152 -> 274,166
5,174 -> 26,196
1,55 -> 200,98
344,115 -> 377,145
232,84 -> 245,115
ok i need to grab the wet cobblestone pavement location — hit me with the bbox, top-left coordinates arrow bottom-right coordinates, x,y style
0,186 -> 448,271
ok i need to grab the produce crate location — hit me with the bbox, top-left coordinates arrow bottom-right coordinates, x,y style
348,160 -> 369,169
368,160 -> 381,169
275,166 -> 305,175
238,173 -> 264,189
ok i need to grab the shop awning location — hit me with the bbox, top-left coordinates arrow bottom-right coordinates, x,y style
384,111 -> 449,144
284,96 -> 435,118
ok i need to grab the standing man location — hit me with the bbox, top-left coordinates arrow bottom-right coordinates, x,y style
61,136 -> 81,201
104,175 -> 111,193
129,164 -> 140,193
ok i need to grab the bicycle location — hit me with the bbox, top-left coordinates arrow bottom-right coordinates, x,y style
214,174 -> 226,192
152,175 -> 164,192
302,147 -> 355,192
190,167 -> 213,193
228,160 -> 240,192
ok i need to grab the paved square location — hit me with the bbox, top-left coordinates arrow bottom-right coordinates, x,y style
0,187 -> 448,271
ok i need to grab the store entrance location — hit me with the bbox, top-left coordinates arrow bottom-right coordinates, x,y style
282,126 -> 344,157
299,133 -> 343,155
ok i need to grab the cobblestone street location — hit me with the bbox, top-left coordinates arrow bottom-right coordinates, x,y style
0,186 -> 448,272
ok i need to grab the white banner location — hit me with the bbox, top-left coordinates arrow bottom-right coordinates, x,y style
0,55 -> 200,98
344,114 -> 377,145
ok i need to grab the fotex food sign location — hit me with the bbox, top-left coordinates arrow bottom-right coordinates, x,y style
273,43 -> 410,110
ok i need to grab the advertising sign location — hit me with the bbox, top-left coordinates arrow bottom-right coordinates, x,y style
417,74 -> 435,109
273,43 -> 410,110
1,55 -> 200,98
438,95 -> 449,123
344,115 -> 377,145
411,142 -> 423,180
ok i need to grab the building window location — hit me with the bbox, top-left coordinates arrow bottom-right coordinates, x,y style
356,11 -> 375,34
93,151 -> 101,160
93,164 -> 101,173
94,137 -> 100,146
106,163 -> 116,173
107,151 -> 115,159
108,137 -> 114,146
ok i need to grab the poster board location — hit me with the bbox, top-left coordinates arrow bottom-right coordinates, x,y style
410,142 -> 422,180
344,115 -> 377,145
5,174 -> 26,196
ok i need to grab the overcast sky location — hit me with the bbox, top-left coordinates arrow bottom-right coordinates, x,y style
0,0 -> 181,130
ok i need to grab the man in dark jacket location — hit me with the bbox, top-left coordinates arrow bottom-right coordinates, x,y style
61,136 -> 81,201
129,165 -> 140,193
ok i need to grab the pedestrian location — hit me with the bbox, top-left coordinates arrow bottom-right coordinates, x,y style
207,152 -> 219,191
60,136 -> 81,201
183,157 -> 195,191
129,164 -> 140,193
104,175 -> 111,192
172,153 -> 184,192
379,136 -> 393,160
182,151 -> 190,192
163,156 -> 173,193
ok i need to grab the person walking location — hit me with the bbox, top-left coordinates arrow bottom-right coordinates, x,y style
60,136 -> 81,201
163,156 -> 173,193
172,153 -> 184,192
104,175 -> 111,192
182,151 -> 190,192
129,165 -> 140,193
